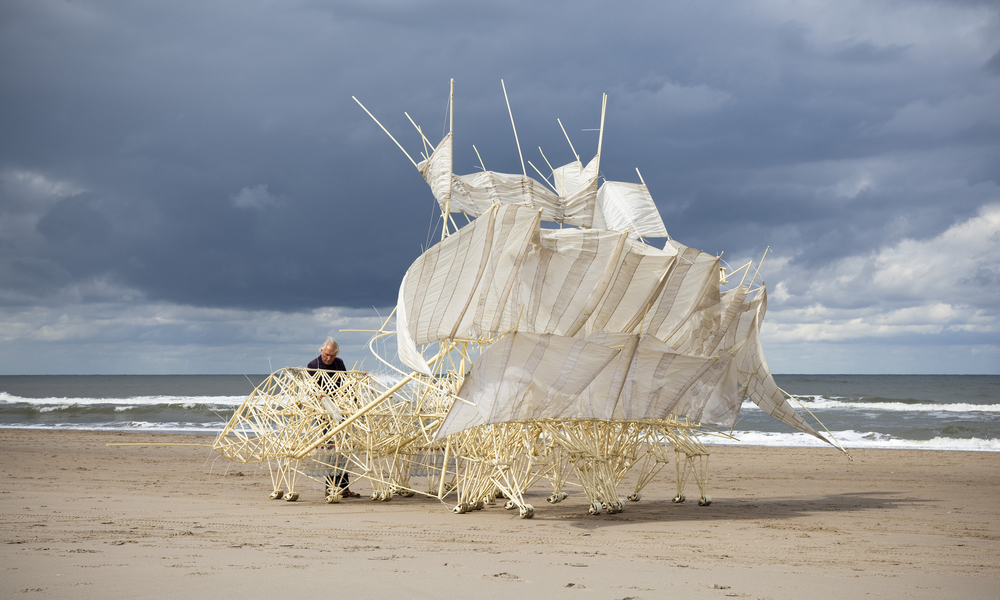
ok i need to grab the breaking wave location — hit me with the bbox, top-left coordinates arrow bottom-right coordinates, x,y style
706,429 -> 1000,452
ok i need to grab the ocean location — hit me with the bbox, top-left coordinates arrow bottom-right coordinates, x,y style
0,374 -> 997,451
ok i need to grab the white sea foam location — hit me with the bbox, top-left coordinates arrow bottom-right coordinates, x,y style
0,392 -> 245,407
371,371 -> 405,386
0,421 -> 224,433
704,429 -> 1000,451
741,398 -> 1000,413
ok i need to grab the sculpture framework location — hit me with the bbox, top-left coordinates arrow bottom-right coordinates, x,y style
213,81 -> 840,518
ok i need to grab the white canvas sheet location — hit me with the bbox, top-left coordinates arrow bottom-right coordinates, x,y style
396,204 -> 539,374
593,181 -> 669,239
417,134 -> 599,228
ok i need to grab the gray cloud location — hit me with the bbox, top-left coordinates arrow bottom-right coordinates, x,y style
230,184 -> 284,210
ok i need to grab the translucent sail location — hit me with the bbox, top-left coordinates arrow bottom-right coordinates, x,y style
397,206 -> 680,374
417,134 -> 599,228
593,181 -> 669,239
735,290 -> 827,441
551,159 -> 584,196
642,242 -> 722,343
437,332 -> 621,436
439,331 -> 726,436
395,203 -> 540,374
403,119 -> 828,445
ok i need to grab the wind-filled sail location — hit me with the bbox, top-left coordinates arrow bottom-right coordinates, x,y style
735,290 -> 825,439
439,331 -> 726,437
397,94 -> 831,447
593,181 -> 669,239
437,332 -> 621,435
396,203 -> 539,374
396,204 -> 677,371
417,134 -> 600,228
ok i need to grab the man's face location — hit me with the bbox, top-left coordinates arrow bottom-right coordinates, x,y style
320,347 -> 336,365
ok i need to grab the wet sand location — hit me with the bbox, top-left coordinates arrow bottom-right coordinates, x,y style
1,429 -> 997,599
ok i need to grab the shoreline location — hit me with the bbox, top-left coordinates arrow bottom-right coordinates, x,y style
2,429 -> 997,599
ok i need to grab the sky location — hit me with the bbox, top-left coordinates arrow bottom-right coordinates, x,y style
1,0 -> 998,375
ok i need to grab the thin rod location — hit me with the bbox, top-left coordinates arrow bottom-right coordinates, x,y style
528,160 -> 558,192
747,246 -> 769,289
538,146 -> 555,174
473,144 -> 486,172
437,438 -> 452,497
596,93 -> 607,159
739,261 -> 752,287
501,79 -> 526,176
557,118 -> 580,162
352,96 -> 417,168
442,79 -> 455,240
405,111 -> 435,157
727,261 -> 752,281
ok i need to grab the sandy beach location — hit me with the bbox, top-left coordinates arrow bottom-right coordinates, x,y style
1,429 -> 997,599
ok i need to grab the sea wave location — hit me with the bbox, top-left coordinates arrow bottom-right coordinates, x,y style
742,397 -> 1000,413
0,401 -> 237,416
705,429 -> 1000,451
0,421 -> 225,433
0,391 -> 245,406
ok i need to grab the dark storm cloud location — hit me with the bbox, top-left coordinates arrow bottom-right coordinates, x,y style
1,0 -> 997,327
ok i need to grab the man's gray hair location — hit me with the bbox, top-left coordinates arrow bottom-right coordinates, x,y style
319,337 -> 339,356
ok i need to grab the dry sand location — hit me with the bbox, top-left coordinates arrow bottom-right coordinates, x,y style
1,429 -> 997,599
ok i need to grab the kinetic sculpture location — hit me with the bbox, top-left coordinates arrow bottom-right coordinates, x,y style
213,81 -> 837,517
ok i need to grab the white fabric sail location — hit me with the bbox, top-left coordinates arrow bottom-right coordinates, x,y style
416,132 -> 452,211
494,227 -> 630,337
399,203 -> 678,356
491,228 -> 679,339
403,129 -> 828,445
416,134 -> 599,228
439,331 -> 731,436
734,290 -> 827,441
436,280 -> 830,442
551,159 -> 584,196
593,181 -> 669,239
395,203 -> 540,374
641,242 -> 722,343
576,237 -> 677,338
438,292 -> 754,434
437,332 -> 621,436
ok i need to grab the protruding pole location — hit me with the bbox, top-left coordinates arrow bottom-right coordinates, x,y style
748,246 -> 769,289
528,161 -> 558,193
596,93 -> 607,159
437,438 -> 452,498
557,118 -> 580,163
442,79 -> 455,241
405,111 -> 436,157
501,79 -> 526,176
353,96 -> 417,168
473,144 -> 486,172
539,147 -> 555,174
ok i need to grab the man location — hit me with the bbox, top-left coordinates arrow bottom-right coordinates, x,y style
307,338 -> 360,499
308,337 -> 346,374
